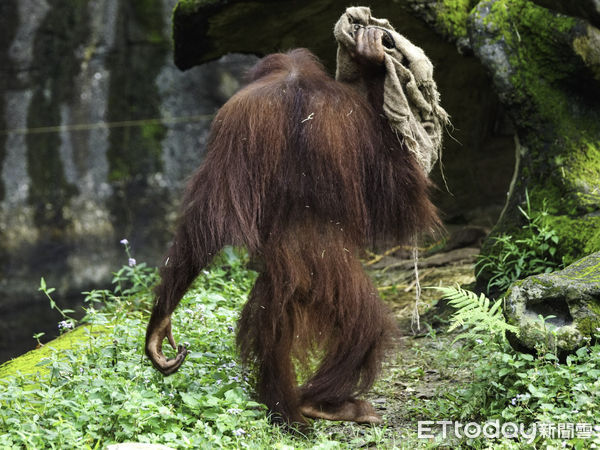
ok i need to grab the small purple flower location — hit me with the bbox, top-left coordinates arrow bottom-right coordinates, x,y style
233,428 -> 245,436
128,258 -> 136,267
120,238 -> 129,245
58,320 -> 73,330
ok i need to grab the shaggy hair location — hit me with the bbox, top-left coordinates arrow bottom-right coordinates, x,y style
146,48 -> 439,424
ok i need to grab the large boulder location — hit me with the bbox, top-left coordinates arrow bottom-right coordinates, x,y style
468,0 -> 600,287
504,252 -> 600,356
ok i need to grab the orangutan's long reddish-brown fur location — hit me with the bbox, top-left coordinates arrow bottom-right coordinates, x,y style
146,48 -> 439,425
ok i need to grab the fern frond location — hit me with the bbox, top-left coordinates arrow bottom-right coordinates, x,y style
429,285 -> 518,340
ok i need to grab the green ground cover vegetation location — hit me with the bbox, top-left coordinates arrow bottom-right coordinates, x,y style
1,243 -> 599,448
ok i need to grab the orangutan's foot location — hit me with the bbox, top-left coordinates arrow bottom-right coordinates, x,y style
299,398 -> 382,424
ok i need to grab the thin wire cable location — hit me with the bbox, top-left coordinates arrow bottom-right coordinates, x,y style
0,113 -> 216,136
410,236 -> 422,334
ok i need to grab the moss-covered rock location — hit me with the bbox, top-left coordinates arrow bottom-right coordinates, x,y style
0,324 -> 110,380
468,0 -> 600,286
504,252 -> 600,357
407,0 -> 480,51
529,0 -> 600,28
435,0 -> 480,39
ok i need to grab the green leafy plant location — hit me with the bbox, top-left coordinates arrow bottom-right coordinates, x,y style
32,332 -> 45,347
1,245 -> 397,448
416,285 -> 600,447
476,191 -> 561,294
112,238 -> 159,302
39,277 -> 77,333
432,284 -> 518,342
6,246 -> 600,448
1,247 -> 266,448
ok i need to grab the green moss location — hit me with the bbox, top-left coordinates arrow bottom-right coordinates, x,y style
576,317 -> 600,337
476,0 -> 598,148
587,299 -> 600,317
495,191 -> 600,267
493,4 -> 577,108
0,324 -> 110,380
565,141 -> 600,202
573,29 -> 600,81
436,0 -> 479,38
485,0 -> 575,33
524,275 -> 554,289
476,0 -> 600,277
479,1 -> 584,134
543,215 -> 600,265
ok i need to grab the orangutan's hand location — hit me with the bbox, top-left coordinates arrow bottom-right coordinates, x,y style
145,314 -> 188,375
354,26 -> 385,66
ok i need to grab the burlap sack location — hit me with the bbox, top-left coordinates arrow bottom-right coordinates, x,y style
334,6 -> 450,174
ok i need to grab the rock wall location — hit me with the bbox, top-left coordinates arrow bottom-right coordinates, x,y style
467,0 -> 600,282
405,0 -> 600,287
0,0 -> 257,362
